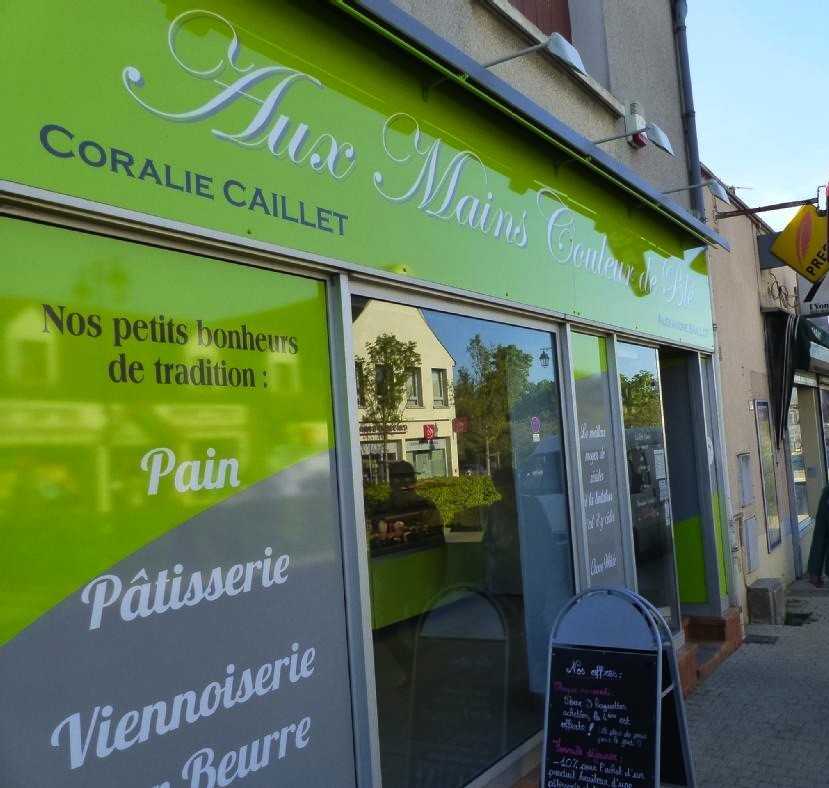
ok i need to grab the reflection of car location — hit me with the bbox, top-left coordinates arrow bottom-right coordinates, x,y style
630,490 -> 664,562
514,434 -> 571,695
520,436 -> 564,495
624,429 -> 669,564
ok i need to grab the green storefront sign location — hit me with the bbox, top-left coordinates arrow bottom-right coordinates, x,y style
0,0 -> 713,349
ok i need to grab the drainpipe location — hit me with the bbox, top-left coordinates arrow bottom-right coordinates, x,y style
672,0 -> 705,221
678,8 -> 737,609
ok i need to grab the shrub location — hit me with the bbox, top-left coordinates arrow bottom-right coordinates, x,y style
363,474 -> 501,526
419,474 -> 500,525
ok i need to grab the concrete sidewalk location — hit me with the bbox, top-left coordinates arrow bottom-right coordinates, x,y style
685,580 -> 829,787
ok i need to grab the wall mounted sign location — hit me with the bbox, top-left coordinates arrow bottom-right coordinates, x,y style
0,219 -> 356,787
0,1 -> 712,349
770,204 -> 829,283
571,334 -> 626,587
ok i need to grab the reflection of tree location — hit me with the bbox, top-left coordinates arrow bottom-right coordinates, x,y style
620,371 -> 661,427
356,333 -> 421,482
454,336 -> 532,475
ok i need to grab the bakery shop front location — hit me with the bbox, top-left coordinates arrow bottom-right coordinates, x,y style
0,1 -> 727,786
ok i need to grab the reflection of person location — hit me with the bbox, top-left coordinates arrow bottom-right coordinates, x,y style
627,447 -> 650,493
370,461 -> 443,690
373,460 -> 443,532
371,461 -> 443,540
484,468 -> 522,595
807,482 -> 829,588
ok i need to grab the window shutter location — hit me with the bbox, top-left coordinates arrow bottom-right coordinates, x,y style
508,0 -> 571,39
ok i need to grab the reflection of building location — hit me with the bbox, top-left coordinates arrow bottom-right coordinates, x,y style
352,300 -> 458,481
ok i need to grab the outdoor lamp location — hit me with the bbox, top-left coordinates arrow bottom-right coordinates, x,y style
592,102 -> 674,156
538,348 -> 551,368
664,179 -> 731,205
481,33 -> 588,76
424,32 -> 587,99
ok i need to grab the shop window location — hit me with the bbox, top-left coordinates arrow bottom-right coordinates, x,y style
7,307 -> 59,384
787,389 -> 809,524
507,0 -> 571,38
755,400 -> 782,551
353,296 -> 572,787
361,440 -> 400,485
374,364 -> 389,396
355,360 -> 366,407
267,355 -> 299,393
737,452 -> 753,508
820,389 -> 829,481
406,437 -> 448,479
431,367 -> 448,406
405,367 -> 423,407
617,342 -> 680,631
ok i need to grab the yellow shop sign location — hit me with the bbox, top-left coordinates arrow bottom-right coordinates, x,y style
771,204 -> 829,282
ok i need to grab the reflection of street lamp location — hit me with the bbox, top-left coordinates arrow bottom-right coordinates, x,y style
538,347 -> 551,368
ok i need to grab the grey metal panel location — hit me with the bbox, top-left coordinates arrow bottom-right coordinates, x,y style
568,0 -> 610,88
327,274 -> 383,787
758,233 -> 785,269
553,591 -> 657,649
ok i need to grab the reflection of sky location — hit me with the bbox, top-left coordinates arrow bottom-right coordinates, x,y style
615,341 -> 658,380
422,309 -> 554,385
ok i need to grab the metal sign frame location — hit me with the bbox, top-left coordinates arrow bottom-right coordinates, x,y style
540,586 -> 696,788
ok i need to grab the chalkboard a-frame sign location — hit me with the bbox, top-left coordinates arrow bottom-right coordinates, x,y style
541,587 -> 695,788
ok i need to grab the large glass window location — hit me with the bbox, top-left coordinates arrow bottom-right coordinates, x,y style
755,400 -> 782,550
353,297 -> 572,787
820,389 -> 829,481
617,342 -> 680,630
507,0 -> 571,38
431,368 -> 448,407
405,367 -> 423,407
787,389 -> 809,523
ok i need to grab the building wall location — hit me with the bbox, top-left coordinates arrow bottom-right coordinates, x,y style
601,0 -> 690,201
387,0 -> 694,210
705,187 -> 799,618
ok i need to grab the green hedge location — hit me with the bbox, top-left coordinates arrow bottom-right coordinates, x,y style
363,474 -> 500,525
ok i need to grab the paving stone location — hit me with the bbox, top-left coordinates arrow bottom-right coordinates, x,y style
685,587 -> 829,788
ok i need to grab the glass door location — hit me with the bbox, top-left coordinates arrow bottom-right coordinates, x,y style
617,342 -> 680,630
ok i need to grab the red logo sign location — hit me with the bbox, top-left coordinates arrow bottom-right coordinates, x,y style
452,417 -> 468,434
796,208 -> 813,264
423,424 -> 437,440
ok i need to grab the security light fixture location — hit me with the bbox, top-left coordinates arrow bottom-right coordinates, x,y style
664,179 -> 731,205
592,102 -> 674,156
592,124 -> 674,155
423,33 -> 587,100
481,33 -> 588,76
